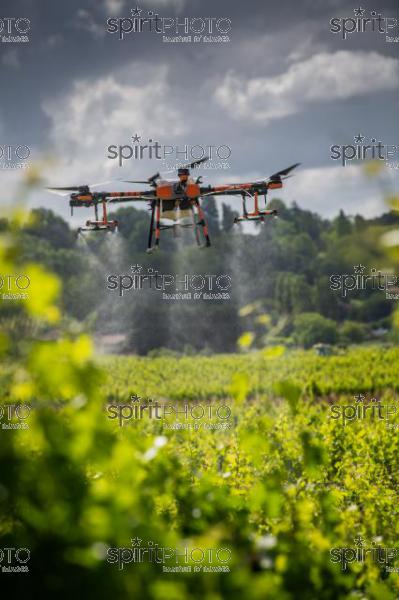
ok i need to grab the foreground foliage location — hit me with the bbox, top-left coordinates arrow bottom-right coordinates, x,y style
2,340 -> 399,599
2,190 -> 399,598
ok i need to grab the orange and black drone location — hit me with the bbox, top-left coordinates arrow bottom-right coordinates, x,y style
47,158 -> 299,253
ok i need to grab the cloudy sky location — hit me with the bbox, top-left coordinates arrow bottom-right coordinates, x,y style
1,0 -> 399,222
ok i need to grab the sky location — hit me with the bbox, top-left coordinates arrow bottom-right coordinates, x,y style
0,0 -> 399,223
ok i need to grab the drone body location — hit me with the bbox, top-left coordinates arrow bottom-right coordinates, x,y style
47,158 -> 300,253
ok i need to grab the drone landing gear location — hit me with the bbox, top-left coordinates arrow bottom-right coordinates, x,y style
146,201 -> 156,253
234,210 -> 277,224
193,206 -> 202,247
146,199 -> 212,253
146,200 -> 161,254
79,200 -> 118,233
195,200 -> 211,248
234,192 -> 278,223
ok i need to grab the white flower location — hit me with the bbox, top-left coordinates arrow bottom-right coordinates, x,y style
154,436 -> 168,448
256,535 -> 277,550
91,542 -> 108,560
143,447 -> 157,461
260,557 -> 273,570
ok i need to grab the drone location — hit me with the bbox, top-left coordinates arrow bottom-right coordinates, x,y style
46,158 -> 300,253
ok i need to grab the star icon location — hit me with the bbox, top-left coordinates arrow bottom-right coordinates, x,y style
354,134 -> 365,144
130,393 -> 141,402
354,7 -> 365,17
131,264 -> 142,273
354,394 -> 365,403
132,133 -> 141,143
354,264 -> 365,274
131,7 -> 142,17
354,536 -> 365,547
131,537 -> 142,547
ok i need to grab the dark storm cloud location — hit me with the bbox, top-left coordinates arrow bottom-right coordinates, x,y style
0,0 -> 398,218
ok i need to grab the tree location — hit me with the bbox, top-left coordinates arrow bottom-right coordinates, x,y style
354,214 -> 366,232
334,210 -> 352,237
221,203 -> 238,232
201,196 -> 220,236
24,208 -> 75,248
268,198 -> 289,220
314,277 -> 340,320
340,321 -> 367,344
293,312 -> 337,348
275,273 -> 314,314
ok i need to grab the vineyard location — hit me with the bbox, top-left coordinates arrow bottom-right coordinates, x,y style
3,338 -> 399,599
102,346 -> 399,401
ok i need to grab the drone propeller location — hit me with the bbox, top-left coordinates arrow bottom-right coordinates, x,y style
46,181 -> 113,196
122,159 -> 208,188
50,186 -> 82,192
180,156 -> 209,170
148,172 -> 160,185
88,180 -> 114,188
123,172 -> 160,187
46,186 -> 84,196
268,163 -> 301,182
123,180 -> 150,184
